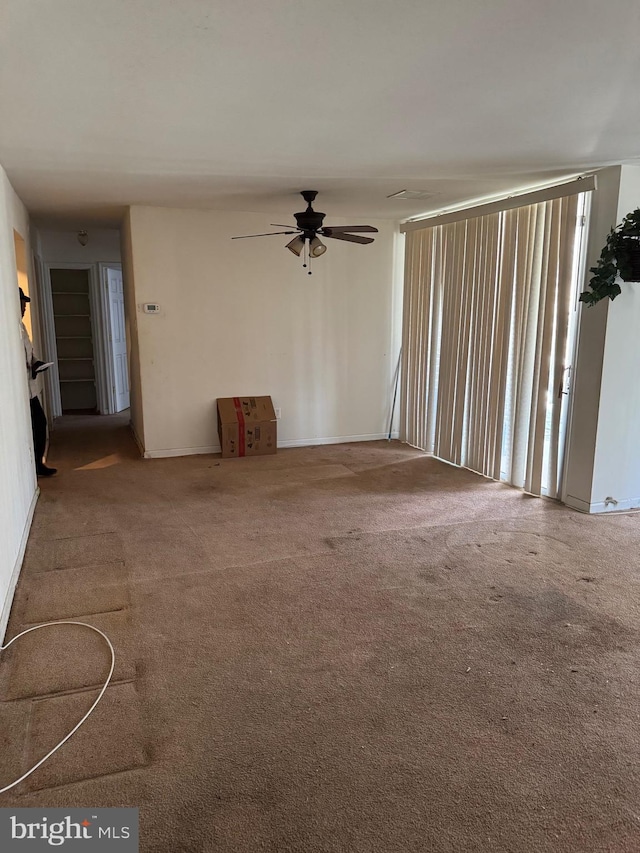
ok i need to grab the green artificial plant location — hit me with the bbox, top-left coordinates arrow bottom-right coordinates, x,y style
580,207 -> 640,306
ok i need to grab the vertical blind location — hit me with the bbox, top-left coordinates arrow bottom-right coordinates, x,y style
399,193 -> 582,498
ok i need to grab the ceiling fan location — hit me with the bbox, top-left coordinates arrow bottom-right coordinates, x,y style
231,190 -> 378,271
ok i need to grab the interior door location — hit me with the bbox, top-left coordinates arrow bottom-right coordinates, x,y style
107,268 -> 130,412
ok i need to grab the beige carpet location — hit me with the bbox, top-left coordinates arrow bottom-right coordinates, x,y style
2,413 -> 640,852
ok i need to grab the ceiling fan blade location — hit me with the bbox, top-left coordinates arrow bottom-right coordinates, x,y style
323,232 -> 375,245
322,225 -> 378,233
270,224 -> 300,229
231,231 -> 298,239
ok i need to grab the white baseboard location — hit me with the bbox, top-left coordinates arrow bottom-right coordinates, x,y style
563,495 -> 591,513
278,432 -> 399,448
0,486 -> 39,644
144,445 -> 218,459
142,432 -> 400,459
564,493 -> 640,514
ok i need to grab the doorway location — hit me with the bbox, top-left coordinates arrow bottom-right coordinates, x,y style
42,262 -> 130,418
50,268 -> 97,413
400,190 -> 589,500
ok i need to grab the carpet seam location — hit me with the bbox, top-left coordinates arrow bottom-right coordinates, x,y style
2,677 -> 137,705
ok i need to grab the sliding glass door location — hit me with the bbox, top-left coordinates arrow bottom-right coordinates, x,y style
400,191 -> 589,500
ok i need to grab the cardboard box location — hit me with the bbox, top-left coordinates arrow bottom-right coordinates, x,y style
217,396 -> 277,458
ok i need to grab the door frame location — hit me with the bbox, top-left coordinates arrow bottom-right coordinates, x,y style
30,251 -> 55,423
43,262 -> 112,417
559,193 -> 592,505
98,262 -> 123,415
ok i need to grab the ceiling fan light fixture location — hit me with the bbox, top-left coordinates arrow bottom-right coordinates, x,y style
309,236 -> 327,258
285,235 -> 305,256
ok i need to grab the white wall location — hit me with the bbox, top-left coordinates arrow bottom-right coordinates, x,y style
37,227 -> 121,264
0,166 -> 38,641
590,165 -> 640,510
126,206 -> 401,456
564,165 -> 640,512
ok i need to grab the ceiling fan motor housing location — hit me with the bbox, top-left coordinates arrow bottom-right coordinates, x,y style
294,191 -> 325,235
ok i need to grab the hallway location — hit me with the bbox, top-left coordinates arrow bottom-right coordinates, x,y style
2,415 -> 640,852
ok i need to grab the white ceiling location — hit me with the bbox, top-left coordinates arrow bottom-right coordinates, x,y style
2,0 -> 640,228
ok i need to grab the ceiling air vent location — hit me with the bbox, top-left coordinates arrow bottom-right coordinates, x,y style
387,189 -> 436,200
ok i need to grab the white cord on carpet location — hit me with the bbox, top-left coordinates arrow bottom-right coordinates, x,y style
0,621 -> 115,794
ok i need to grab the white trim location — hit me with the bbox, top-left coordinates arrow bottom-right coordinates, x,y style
87,264 -> 109,414
560,192 -> 593,505
98,262 -> 123,415
41,263 -> 62,418
144,445 -> 219,459
29,252 -> 52,420
400,175 -> 597,233
142,433 -> 400,458
278,432 -> 399,448
564,493 -> 640,514
563,494 -> 592,513
0,487 -> 39,644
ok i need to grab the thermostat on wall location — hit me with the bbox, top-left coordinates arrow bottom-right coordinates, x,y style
143,303 -> 161,314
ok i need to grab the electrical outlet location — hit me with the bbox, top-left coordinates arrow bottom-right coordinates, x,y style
275,407 -> 281,419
